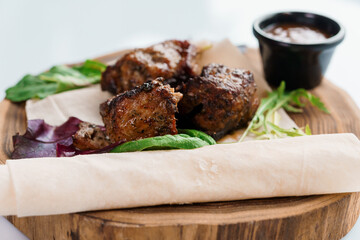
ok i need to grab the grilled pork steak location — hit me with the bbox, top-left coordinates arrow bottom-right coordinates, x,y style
101,40 -> 197,94
72,122 -> 111,151
100,78 -> 182,143
178,63 -> 259,140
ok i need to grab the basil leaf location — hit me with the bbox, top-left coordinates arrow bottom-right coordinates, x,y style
5,60 -> 106,102
111,133 -> 215,153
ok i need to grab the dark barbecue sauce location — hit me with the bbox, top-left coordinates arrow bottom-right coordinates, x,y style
264,23 -> 331,44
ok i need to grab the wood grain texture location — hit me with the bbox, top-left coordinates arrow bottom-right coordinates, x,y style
1,48 -> 360,240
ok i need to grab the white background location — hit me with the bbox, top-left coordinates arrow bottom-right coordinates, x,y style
1,0 -> 360,239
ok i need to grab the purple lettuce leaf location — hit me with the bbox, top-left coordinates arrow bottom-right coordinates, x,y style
11,117 -> 119,159
56,142 -> 121,157
11,136 -> 73,159
23,117 -> 82,142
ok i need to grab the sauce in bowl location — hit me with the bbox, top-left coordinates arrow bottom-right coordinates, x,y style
253,11 -> 345,89
264,23 -> 331,44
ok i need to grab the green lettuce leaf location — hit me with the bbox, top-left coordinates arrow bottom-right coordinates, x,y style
178,129 -> 217,145
5,75 -> 58,102
5,60 -> 107,102
111,130 -> 216,153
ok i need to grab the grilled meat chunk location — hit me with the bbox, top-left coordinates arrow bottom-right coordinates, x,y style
72,122 -> 111,151
100,78 -> 182,143
101,40 -> 197,94
178,63 -> 259,140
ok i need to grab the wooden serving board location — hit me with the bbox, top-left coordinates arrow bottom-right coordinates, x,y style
1,48 -> 360,240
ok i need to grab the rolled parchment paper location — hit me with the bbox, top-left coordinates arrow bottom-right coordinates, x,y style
0,133 -> 359,217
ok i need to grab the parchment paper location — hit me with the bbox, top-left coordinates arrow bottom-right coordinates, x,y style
1,40 -> 360,217
0,134 -> 359,217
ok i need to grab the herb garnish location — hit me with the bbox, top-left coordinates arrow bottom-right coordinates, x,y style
239,81 -> 329,141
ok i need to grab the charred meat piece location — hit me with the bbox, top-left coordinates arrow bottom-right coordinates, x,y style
72,122 -> 111,151
178,63 -> 259,140
101,40 -> 197,94
100,78 -> 182,143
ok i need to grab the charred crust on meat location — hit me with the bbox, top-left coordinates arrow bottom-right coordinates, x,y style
178,63 -> 259,140
101,40 -> 198,94
100,78 -> 183,143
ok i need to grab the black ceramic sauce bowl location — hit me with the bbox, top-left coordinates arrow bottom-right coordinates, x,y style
253,12 -> 345,90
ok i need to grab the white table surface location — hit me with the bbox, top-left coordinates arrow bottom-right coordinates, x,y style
1,0 -> 359,239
